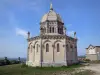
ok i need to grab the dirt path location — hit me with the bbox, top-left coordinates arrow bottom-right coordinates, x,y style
80,64 -> 100,75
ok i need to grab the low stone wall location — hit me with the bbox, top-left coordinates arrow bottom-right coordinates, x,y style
86,54 -> 97,61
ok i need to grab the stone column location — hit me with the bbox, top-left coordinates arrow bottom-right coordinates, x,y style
26,32 -> 30,65
54,27 -> 56,33
46,23 -> 48,33
56,27 -> 58,34
27,46 -> 29,61
33,46 -> 35,62
64,38 -> 67,66
52,44 -> 55,62
40,37 -> 43,67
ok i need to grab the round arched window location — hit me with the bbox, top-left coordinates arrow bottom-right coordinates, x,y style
57,43 -> 60,52
46,43 -> 49,52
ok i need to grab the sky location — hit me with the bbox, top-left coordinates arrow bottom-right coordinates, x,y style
0,0 -> 100,58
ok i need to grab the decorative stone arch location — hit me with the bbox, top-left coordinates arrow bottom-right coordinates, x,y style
43,40 -> 51,45
29,42 -> 32,46
43,40 -> 52,48
54,40 -> 62,48
33,41 -> 39,48
28,42 -> 32,49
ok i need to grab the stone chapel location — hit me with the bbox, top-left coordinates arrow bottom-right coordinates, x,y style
26,2 -> 78,67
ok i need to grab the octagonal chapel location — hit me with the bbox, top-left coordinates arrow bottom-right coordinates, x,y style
26,3 -> 78,67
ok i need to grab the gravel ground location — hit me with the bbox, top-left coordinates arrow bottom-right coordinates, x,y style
80,64 -> 100,75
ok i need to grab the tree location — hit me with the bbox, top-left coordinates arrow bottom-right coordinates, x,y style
0,60 -> 5,66
18,57 -> 21,63
18,57 -> 20,61
4,57 -> 11,65
4,57 -> 7,61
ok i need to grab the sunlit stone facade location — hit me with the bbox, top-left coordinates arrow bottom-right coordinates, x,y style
26,3 -> 78,67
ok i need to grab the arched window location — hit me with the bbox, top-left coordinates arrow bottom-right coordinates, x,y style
58,28 -> 62,34
57,43 -> 60,52
37,44 -> 38,52
46,43 -> 49,52
70,45 -> 73,52
61,28 -> 63,34
52,27 -> 54,33
50,27 -> 51,33
66,45 -> 68,51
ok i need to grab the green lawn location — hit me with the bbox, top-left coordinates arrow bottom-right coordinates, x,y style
0,64 -> 94,75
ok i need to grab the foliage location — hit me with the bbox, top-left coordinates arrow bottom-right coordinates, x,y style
84,59 -> 91,62
0,57 -> 22,66
0,60 -> 5,66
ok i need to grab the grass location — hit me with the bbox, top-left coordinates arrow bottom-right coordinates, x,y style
0,64 -> 94,75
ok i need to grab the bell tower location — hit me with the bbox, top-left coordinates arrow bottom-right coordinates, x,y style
40,2 -> 66,35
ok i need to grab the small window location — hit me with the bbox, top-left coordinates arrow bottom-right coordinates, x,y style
46,44 -> 49,52
57,43 -> 60,52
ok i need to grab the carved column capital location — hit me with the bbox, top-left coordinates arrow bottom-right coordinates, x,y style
52,45 -> 55,48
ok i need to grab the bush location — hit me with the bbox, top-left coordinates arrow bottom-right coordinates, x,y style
0,60 -> 5,66
84,59 -> 90,62
21,63 -> 28,68
4,60 -> 11,65
0,58 -> 21,66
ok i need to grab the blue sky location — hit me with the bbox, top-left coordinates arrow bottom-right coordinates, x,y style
0,0 -> 100,58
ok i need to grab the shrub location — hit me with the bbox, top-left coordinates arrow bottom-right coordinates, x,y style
0,60 -> 5,66
21,63 -> 28,68
84,59 -> 90,62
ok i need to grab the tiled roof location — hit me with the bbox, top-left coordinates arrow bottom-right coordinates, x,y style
86,44 -> 100,49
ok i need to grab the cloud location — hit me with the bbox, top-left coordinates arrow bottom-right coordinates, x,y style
67,31 -> 75,37
7,12 -> 28,39
66,24 -> 72,27
15,27 -> 28,38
